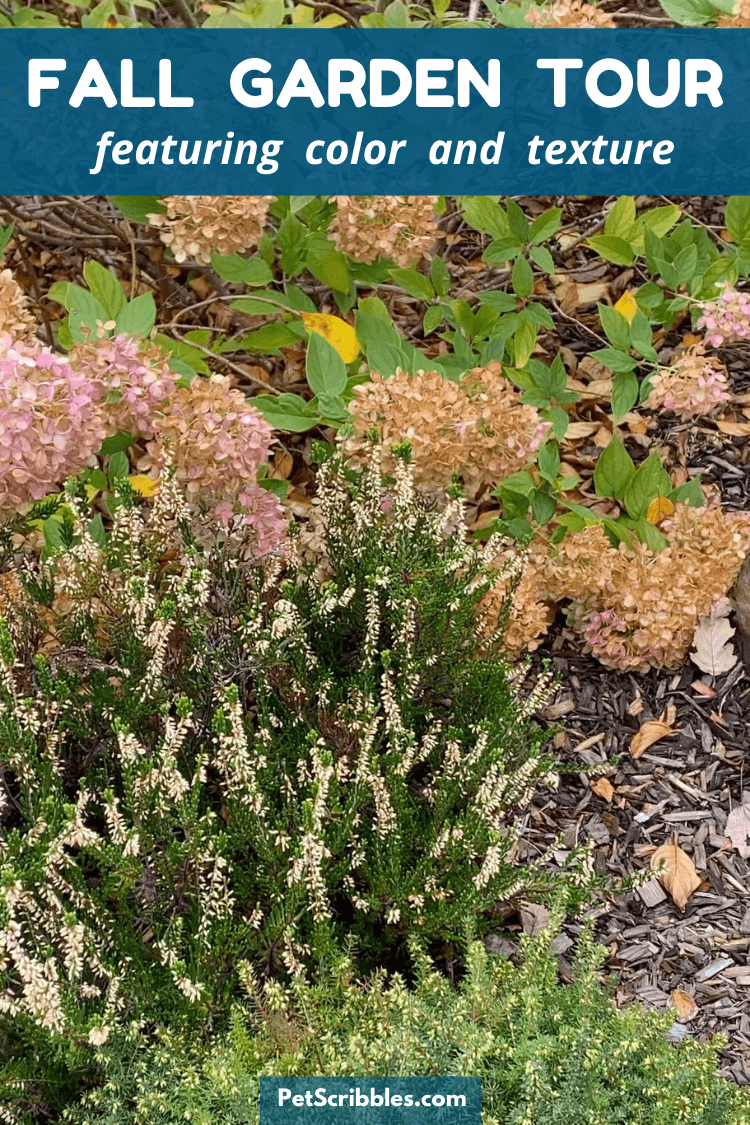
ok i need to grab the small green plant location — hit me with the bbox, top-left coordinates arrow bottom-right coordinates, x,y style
64,903 -> 750,1125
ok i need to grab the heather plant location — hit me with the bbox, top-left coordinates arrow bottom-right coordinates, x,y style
0,458 -> 585,1118
64,904 -> 750,1125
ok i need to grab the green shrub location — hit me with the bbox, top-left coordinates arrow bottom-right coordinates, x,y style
65,906 -> 750,1125
0,460 -> 584,1119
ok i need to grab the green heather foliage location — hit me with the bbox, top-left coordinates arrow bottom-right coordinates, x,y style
66,908 -> 750,1125
0,460 -> 585,1120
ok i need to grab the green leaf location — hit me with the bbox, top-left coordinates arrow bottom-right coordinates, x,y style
278,213 -> 308,277
636,518 -> 669,552
726,197 -> 750,246
591,348 -> 637,374
672,244 -> 699,286
88,514 -> 106,548
423,305 -> 445,335
507,199 -> 530,242
252,392 -> 318,432
115,293 -> 156,339
670,476 -> 704,507
587,236 -> 635,267
537,441 -> 560,484
389,268 -> 435,302
611,370 -> 639,421
306,332 -> 347,398
511,255 -> 534,299
108,451 -> 130,483
306,234 -> 351,294
99,432 -> 136,456
211,253 -> 273,286
546,405 -> 569,441
478,290 -> 517,313
109,195 -> 165,224
0,222 -> 14,260
289,196 -> 315,213
234,324 -> 301,352
604,196 -> 636,241
635,281 -> 665,310
153,332 -> 211,376
484,238 -> 523,264
638,204 -> 682,240
529,245 -> 555,276
460,196 -> 510,240
430,255 -> 451,298
530,207 -> 562,244
593,438 -> 635,501
513,318 -> 537,368
623,452 -> 671,520
598,304 -> 631,351
531,489 -> 557,525
84,260 -> 127,320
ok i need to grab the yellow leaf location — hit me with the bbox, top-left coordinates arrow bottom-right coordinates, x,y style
300,312 -> 360,363
650,841 -> 701,910
646,496 -> 675,525
614,291 -> 638,323
129,475 -> 158,499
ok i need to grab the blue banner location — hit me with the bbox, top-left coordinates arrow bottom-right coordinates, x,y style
2,29 -> 748,193
260,1078 -> 481,1125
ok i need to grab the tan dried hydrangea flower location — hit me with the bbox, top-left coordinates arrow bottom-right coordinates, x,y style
503,506 -> 750,670
717,0 -> 750,25
148,196 -> 275,266
0,269 -> 37,339
341,362 -> 550,499
479,560 -> 556,656
329,196 -> 439,268
526,0 -> 616,25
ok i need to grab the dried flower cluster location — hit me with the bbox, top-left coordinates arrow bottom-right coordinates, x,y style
140,373 -> 286,547
0,327 -> 285,554
0,336 -> 108,513
696,286 -> 750,347
328,196 -> 439,268
492,503 -> 750,670
70,333 -> 178,435
647,345 -> 730,419
148,196 -> 275,266
525,0 -> 616,26
0,269 -> 36,340
341,362 -> 551,497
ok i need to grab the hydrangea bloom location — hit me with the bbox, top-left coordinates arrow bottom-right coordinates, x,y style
0,337 -> 107,513
525,0 -> 615,26
696,286 -> 750,347
143,373 -> 286,553
342,362 -> 551,498
148,196 -> 275,266
0,269 -> 36,340
647,345 -> 730,420
329,196 -> 439,268
69,334 -> 177,436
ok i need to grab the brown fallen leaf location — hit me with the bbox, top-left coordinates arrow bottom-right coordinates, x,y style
691,599 -> 737,676
724,803 -> 750,859
650,841 -> 701,909
590,777 -> 614,802
519,901 -> 550,935
565,421 -> 601,441
670,988 -> 699,1022
716,420 -> 750,437
630,719 -> 675,760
